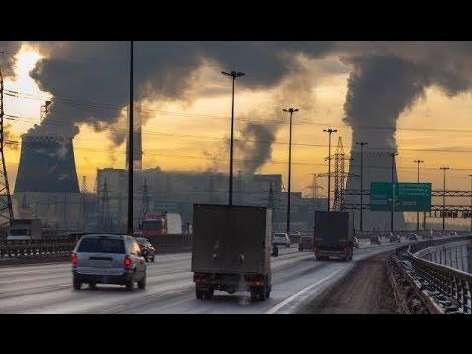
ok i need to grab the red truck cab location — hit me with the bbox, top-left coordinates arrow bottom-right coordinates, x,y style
142,213 -> 167,238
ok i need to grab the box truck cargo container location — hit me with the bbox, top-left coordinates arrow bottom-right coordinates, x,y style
191,204 -> 272,302
314,211 -> 353,261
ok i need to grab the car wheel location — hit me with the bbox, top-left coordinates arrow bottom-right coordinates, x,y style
73,278 -> 82,290
196,288 -> 204,300
138,276 -> 146,290
89,282 -> 97,290
125,279 -> 134,291
151,256 -> 155,263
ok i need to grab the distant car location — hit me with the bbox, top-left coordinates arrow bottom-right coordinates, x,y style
135,237 -> 156,262
407,233 -> 418,241
298,236 -> 313,251
352,237 -> 360,248
389,234 -> 400,243
273,233 -> 291,248
71,234 -> 147,291
370,236 -> 381,245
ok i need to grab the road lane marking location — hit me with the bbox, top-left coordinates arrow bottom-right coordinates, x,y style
265,268 -> 344,314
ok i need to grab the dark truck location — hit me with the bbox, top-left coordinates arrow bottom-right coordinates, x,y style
314,211 -> 353,261
191,204 -> 272,302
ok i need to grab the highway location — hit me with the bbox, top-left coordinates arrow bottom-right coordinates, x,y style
0,242 -> 404,314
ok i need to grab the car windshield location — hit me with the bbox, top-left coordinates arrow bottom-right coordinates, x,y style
77,237 -> 125,254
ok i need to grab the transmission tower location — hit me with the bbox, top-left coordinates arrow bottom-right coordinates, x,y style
0,67 -> 14,225
332,137 -> 354,211
81,176 -> 89,193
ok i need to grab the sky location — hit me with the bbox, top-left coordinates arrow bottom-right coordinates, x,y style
3,41 -> 472,224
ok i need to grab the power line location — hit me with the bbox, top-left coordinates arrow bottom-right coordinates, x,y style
7,87 -> 472,135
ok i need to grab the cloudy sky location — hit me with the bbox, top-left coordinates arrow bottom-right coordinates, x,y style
2,41 -> 472,217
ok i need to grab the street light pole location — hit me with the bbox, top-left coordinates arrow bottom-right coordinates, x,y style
469,174 -> 472,232
323,128 -> 337,212
390,152 -> 398,232
356,142 -> 368,232
221,70 -> 245,207
127,41 -> 134,235
283,107 -> 299,235
440,166 -> 450,231
414,160 -> 424,232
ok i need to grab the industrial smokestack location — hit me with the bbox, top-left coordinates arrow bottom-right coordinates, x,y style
15,135 -> 79,193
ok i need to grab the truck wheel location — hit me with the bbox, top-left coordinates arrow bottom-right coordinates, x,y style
250,288 -> 260,302
196,288 -> 204,300
264,284 -> 271,300
88,282 -> 97,290
205,287 -> 214,300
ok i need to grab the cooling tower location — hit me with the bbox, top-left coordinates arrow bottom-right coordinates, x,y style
345,150 -> 406,231
15,135 -> 80,193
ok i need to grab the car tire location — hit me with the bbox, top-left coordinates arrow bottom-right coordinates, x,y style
138,276 -> 146,290
73,278 -> 82,290
196,288 -> 204,300
151,256 -> 155,263
125,279 -> 134,291
89,282 -> 97,290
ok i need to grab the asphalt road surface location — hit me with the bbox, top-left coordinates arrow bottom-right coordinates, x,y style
0,241 -> 406,314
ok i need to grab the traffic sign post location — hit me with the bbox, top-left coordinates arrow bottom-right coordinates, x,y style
370,182 -> 432,212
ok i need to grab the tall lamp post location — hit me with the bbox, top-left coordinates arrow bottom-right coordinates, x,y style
414,160 -> 424,232
356,142 -> 368,232
323,128 -> 337,212
390,152 -> 398,232
469,174 -> 472,232
440,166 -> 450,231
127,41 -> 134,235
221,70 -> 245,206
283,107 -> 298,235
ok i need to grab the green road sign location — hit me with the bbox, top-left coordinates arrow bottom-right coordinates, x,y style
370,182 -> 431,212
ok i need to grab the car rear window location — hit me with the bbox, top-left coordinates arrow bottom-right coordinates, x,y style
78,238 -> 126,254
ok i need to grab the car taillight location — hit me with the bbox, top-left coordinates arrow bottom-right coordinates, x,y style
71,253 -> 77,267
123,255 -> 132,269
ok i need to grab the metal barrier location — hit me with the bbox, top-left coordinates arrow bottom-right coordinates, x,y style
0,238 -> 77,259
404,239 -> 472,314
387,236 -> 472,313
0,234 -> 193,262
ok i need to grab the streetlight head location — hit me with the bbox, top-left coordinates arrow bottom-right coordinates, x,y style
283,109 -> 289,112
221,71 -> 231,77
293,108 -> 299,112
235,71 -> 245,78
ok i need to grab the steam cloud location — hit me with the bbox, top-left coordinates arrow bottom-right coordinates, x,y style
5,41 -> 472,173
